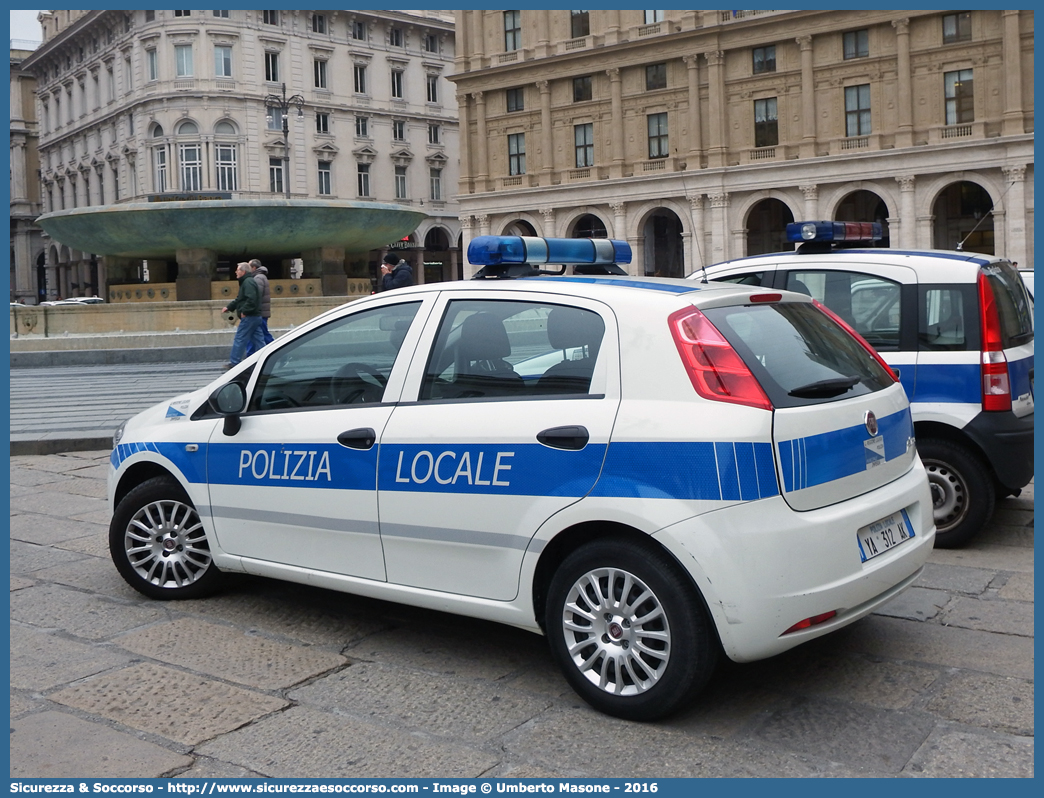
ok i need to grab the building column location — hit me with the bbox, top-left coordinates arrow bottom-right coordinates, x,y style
1002,165 -> 1027,267
604,9 -> 622,46
708,192 -> 730,262
683,55 -> 703,169
10,140 -> 27,202
459,215 -> 476,279
1002,10 -> 1026,136
11,221 -> 35,303
686,194 -> 707,273
892,18 -> 914,148
175,247 -> 218,301
539,206 -> 556,238
800,184 -> 819,220
538,80 -> 553,185
534,10 -> 551,58
473,91 -> 489,192
704,51 -> 727,168
896,176 -> 917,249
469,10 -> 486,71
44,244 -> 60,301
607,68 -> 625,179
457,93 -> 472,194
302,246 -> 347,296
797,35 -> 817,158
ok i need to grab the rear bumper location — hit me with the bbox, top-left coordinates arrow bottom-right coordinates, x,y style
965,410 -> 1034,490
656,462 -> 935,662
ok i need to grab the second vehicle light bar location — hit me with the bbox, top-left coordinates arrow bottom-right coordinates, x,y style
468,235 -> 632,267
786,221 -> 883,244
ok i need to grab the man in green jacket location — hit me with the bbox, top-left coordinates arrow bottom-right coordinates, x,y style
222,261 -> 267,369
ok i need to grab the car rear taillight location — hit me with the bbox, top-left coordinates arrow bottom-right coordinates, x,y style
978,271 -> 1012,412
668,306 -> 773,410
782,610 -> 837,636
811,299 -> 898,383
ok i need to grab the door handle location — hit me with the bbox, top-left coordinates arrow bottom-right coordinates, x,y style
337,427 -> 376,450
537,425 -> 589,451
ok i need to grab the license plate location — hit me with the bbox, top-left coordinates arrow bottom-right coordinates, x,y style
857,509 -> 915,562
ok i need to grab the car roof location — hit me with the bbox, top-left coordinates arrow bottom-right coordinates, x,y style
378,274 -> 796,307
696,248 -> 1003,284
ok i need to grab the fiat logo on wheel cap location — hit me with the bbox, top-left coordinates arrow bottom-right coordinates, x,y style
864,410 -> 878,436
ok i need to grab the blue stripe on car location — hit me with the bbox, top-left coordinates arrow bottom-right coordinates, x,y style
777,408 -> 913,492
114,414 -> 909,501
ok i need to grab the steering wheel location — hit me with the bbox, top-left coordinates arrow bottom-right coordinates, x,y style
330,362 -> 387,404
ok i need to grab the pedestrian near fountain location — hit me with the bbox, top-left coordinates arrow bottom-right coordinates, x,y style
246,258 -> 274,354
380,252 -> 414,291
222,262 -> 266,370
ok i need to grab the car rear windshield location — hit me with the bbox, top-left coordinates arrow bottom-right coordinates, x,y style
984,261 -> 1033,348
703,301 -> 895,408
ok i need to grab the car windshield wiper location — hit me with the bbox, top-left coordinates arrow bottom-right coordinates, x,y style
788,375 -> 861,398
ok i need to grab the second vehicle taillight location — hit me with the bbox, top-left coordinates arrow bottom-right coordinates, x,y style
978,271 -> 1012,412
668,306 -> 772,410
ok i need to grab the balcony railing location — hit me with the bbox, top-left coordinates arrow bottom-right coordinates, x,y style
568,168 -> 591,180
719,10 -> 784,23
637,24 -> 661,37
640,159 -> 667,172
942,124 -> 973,139
840,137 -> 868,150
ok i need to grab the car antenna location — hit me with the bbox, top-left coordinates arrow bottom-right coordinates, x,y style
957,178 -> 1014,252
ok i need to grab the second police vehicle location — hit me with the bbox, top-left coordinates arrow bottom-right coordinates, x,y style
693,222 -> 1033,548
109,236 -> 935,720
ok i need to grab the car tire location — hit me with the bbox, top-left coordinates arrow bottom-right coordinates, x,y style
918,439 -> 995,549
109,476 -> 223,600
546,538 -> 718,721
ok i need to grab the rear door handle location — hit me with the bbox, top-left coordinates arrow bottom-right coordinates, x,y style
537,425 -> 589,451
337,427 -> 376,450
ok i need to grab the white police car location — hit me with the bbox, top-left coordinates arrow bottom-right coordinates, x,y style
109,236 -> 934,720
693,222 -> 1034,549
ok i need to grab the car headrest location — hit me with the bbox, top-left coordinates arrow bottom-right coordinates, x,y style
459,312 -> 511,361
547,307 -> 605,353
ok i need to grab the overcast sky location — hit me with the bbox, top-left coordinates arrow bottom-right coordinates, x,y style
10,10 -> 45,42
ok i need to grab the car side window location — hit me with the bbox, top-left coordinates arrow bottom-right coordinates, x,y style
713,271 -> 766,286
249,302 -> 421,411
920,287 -> 967,351
420,299 -> 606,401
786,270 -> 901,350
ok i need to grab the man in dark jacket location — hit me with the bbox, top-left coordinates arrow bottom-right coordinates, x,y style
380,252 -> 414,290
246,258 -> 274,354
222,262 -> 266,369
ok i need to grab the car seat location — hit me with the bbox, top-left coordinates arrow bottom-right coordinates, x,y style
452,312 -> 525,397
536,307 -> 605,394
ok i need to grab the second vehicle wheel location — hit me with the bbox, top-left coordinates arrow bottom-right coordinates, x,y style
917,438 -> 995,549
109,476 -> 224,600
546,538 -> 718,721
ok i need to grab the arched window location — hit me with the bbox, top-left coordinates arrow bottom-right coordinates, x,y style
151,124 -> 167,192
214,120 -> 239,191
176,121 -> 202,191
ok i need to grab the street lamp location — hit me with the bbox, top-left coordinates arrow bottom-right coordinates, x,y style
264,83 -> 305,198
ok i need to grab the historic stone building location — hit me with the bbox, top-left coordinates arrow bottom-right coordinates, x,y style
10,45 -> 45,303
17,9 -> 461,302
450,9 -> 1033,277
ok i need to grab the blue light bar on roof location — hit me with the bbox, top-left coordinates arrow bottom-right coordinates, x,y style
786,221 -> 883,244
467,235 -> 632,267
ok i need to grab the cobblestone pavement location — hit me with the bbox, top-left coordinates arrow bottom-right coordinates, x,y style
9,452 -> 1033,778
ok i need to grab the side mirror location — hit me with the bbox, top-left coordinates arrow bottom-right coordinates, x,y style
209,382 -> 247,436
